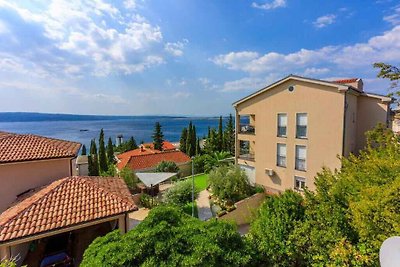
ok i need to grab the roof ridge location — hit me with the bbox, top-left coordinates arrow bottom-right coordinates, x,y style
129,150 -> 185,158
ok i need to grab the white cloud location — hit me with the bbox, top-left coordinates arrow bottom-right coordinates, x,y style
251,0 -> 286,10
303,67 -> 330,76
313,14 -> 336,28
0,0 -> 172,77
384,5 -> 400,25
164,39 -> 189,56
123,0 -> 137,9
212,25 -> 400,75
172,91 -> 191,98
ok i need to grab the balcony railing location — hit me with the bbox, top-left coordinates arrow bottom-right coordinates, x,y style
238,153 -> 255,161
239,124 -> 255,134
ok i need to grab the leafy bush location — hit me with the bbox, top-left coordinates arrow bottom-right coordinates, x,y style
119,167 -> 137,191
192,154 -> 208,174
208,165 -> 254,203
140,194 -> 158,209
155,160 -> 180,173
247,190 -> 305,266
81,206 -> 251,266
204,151 -> 232,173
163,179 -> 199,206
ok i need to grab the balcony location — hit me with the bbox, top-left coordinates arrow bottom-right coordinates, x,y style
238,153 -> 255,161
239,124 -> 255,134
238,114 -> 255,135
238,140 -> 255,162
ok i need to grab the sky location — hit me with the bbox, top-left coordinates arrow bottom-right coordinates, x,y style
0,0 -> 399,116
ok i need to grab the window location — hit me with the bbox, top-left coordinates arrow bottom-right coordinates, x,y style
295,145 -> 306,171
277,143 -> 286,167
277,113 -> 287,137
294,176 -> 306,191
296,113 -> 307,138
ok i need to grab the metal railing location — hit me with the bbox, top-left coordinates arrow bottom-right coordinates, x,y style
238,153 -> 255,161
239,124 -> 255,134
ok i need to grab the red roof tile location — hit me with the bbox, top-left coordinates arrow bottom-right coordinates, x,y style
0,176 -> 137,243
0,132 -> 81,163
122,150 -> 191,171
333,78 -> 358,84
116,141 -> 177,169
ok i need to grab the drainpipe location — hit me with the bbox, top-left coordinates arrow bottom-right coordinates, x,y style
341,91 -> 348,157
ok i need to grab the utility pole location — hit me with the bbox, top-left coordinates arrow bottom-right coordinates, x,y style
191,157 -> 195,217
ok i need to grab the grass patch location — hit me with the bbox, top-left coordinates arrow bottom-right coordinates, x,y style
182,202 -> 198,218
194,174 -> 208,191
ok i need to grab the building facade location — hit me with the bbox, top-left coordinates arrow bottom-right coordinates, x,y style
233,75 -> 391,193
0,132 -> 81,213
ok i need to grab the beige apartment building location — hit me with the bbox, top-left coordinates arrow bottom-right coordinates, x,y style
233,75 -> 391,193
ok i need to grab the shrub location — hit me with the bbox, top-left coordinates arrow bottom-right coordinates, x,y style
140,194 -> 158,208
163,179 -> 199,206
82,206 -> 251,266
119,167 -> 137,191
208,165 -> 253,203
155,161 -> 180,173
192,154 -> 208,174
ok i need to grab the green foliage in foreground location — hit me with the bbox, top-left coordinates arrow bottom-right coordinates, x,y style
163,179 -> 199,206
81,206 -> 251,267
248,124 -> 400,266
155,160 -> 180,173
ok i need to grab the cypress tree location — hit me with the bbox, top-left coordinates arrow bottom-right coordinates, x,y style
98,129 -> 108,172
152,122 -> 164,151
191,125 -> 197,156
128,136 -> 138,150
89,139 -> 99,176
107,137 -> 115,165
196,137 -> 201,155
186,122 -> 193,155
224,114 -> 235,155
81,144 -> 87,155
180,127 -> 188,153
217,116 -> 223,152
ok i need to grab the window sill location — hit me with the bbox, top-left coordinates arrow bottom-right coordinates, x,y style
277,135 -> 287,138
276,165 -> 286,168
295,169 -> 307,172
296,137 -> 308,140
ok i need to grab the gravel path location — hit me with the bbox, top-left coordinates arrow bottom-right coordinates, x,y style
196,190 -> 213,221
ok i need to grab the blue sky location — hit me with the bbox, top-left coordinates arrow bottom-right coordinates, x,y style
0,0 -> 399,116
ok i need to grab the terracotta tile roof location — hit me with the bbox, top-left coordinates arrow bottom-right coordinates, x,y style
142,141 -> 176,151
0,176 -> 137,243
123,150 -> 191,171
333,78 -> 359,84
116,141 -> 177,169
0,132 -> 81,164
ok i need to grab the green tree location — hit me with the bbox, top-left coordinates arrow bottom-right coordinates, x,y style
107,137 -> 115,165
217,116 -> 223,151
191,125 -> 197,156
163,179 -> 199,206
247,190 -> 305,266
195,137 -> 201,155
374,62 -> 399,103
179,127 -> 187,153
155,161 -> 180,173
224,114 -> 235,155
186,121 -> 195,156
203,128 -> 218,155
89,139 -> 99,176
81,144 -> 87,155
208,165 -> 253,203
81,206 -> 251,267
204,151 -> 232,173
152,122 -> 164,151
119,167 -> 137,191
98,129 -> 108,173
192,154 -> 208,174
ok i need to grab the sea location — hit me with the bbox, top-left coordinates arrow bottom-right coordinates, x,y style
0,112 -> 229,150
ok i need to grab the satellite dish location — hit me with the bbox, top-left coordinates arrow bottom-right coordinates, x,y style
380,236 -> 400,267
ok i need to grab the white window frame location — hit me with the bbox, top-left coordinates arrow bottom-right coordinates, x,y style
277,143 -> 286,167
296,113 -> 308,139
294,176 -> 306,191
277,113 -> 287,137
295,145 -> 306,171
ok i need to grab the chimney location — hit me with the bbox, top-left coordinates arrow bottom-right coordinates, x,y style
116,134 -> 123,146
140,145 -> 144,152
334,78 -> 363,91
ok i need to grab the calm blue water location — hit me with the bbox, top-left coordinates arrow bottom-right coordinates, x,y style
0,113 -> 228,149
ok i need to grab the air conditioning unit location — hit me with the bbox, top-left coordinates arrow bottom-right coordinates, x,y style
265,168 -> 274,176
